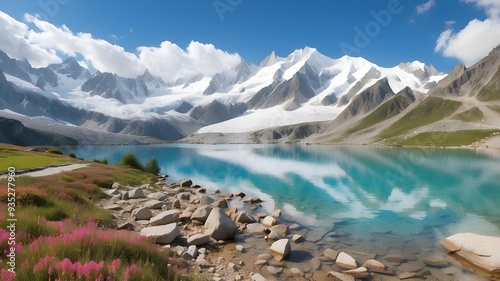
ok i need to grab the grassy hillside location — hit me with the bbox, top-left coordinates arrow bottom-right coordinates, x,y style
346,93 -> 414,135
0,144 -> 202,281
451,107 -> 484,122
477,67 -> 500,102
378,97 -> 462,140
397,130 -> 500,147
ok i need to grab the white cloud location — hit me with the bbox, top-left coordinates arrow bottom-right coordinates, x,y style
435,1 -> 500,66
0,11 -> 61,67
416,0 -> 436,14
0,11 -> 241,82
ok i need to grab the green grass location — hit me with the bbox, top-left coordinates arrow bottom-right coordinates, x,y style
397,130 -> 500,147
0,144 -> 203,280
378,97 -> 462,140
346,94 -> 412,135
451,107 -> 484,122
0,144 -> 76,171
477,84 -> 500,101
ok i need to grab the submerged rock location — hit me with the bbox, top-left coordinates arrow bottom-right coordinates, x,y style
439,233 -> 500,273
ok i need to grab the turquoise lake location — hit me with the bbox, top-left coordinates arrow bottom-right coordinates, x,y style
63,144 -> 500,278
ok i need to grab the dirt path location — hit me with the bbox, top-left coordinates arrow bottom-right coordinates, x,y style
0,164 -> 89,178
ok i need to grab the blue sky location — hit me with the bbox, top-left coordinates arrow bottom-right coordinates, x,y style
0,0 -> 499,79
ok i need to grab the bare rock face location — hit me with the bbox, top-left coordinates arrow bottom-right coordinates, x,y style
439,233 -> 500,273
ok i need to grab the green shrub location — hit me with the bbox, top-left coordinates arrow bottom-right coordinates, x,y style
144,158 -> 160,175
120,153 -> 144,171
47,148 -> 63,155
67,152 -> 77,158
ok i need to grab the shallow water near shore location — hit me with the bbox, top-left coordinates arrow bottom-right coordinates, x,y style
64,144 -> 500,279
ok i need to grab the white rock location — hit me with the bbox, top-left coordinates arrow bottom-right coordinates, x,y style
199,195 -> 214,206
128,188 -> 145,199
289,267 -> 304,277
342,267 -> 369,278
270,239 -> 291,261
326,271 -> 355,281
191,205 -> 213,223
336,252 -> 357,270
140,223 -> 180,244
204,208 -> 239,240
323,248 -> 339,260
144,200 -> 166,209
439,233 -> 500,273
148,192 -> 168,201
132,207 -> 152,220
236,245 -> 245,252
292,234 -> 303,243
251,273 -> 266,281
150,210 -> 181,226
262,216 -> 277,228
187,234 -> 210,246
245,223 -> 265,235
233,211 -> 256,224
362,259 -> 393,274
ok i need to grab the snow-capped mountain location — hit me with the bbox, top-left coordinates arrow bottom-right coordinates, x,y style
0,47 -> 448,143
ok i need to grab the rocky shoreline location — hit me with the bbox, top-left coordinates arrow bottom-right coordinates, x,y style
99,176 -> 500,281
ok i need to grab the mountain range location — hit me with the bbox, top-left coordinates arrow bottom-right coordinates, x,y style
0,45 -> 499,147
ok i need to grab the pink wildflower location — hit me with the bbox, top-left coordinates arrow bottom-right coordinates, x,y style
108,258 -> 121,273
55,258 -> 75,275
0,268 -> 15,281
33,255 -> 57,273
124,264 -> 142,280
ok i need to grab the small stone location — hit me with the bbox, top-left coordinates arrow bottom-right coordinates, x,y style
251,273 -> 266,281
424,255 -> 449,268
207,267 -> 215,273
200,195 -> 215,206
336,252 -> 357,270
235,192 -> 246,198
362,259 -> 392,274
235,245 -> 245,252
342,267 -> 369,278
255,259 -> 267,266
103,204 -> 121,210
267,265 -> 282,275
256,254 -> 273,261
144,200 -> 166,209
323,248 -> 339,260
382,252 -> 407,263
290,267 -> 304,277
245,223 -> 265,235
292,234 -> 303,243
272,209 -> 282,217
399,272 -> 418,279
270,224 -> 288,237
227,262 -> 238,271
117,222 -> 134,230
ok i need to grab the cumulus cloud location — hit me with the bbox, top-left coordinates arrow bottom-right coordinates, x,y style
0,11 -> 241,82
0,11 -> 61,67
416,0 -> 436,14
435,0 -> 500,66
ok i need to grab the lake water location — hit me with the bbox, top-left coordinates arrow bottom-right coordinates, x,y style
63,144 -> 500,279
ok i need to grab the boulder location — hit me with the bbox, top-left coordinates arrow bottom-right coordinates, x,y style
199,195 -> 215,206
191,205 -> 213,223
439,233 -> 500,273
271,239 -> 291,261
179,178 -> 193,187
128,188 -> 145,199
177,192 -> 191,201
268,230 -> 285,241
251,273 -> 266,281
204,208 -> 239,240
326,271 -> 355,281
182,245 -> 197,260
148,192 -> 168,201
292,234 -> 303,243
262,216 -> 277,228
232,211 -> 256,224
272,209 -> 282,217
144,200 -> 166,209
140,223 -> 180,244
111,182 -> 124,189
336,252 -> 357,270
423,255 -> 449,267
187,233 -> 210,246
270,224 -> 288,237
132,207 -> 152,220
211,199 -> 228,209
245,223 -> 265,235
172,199 -> 181,209
150,210 -> 181,226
